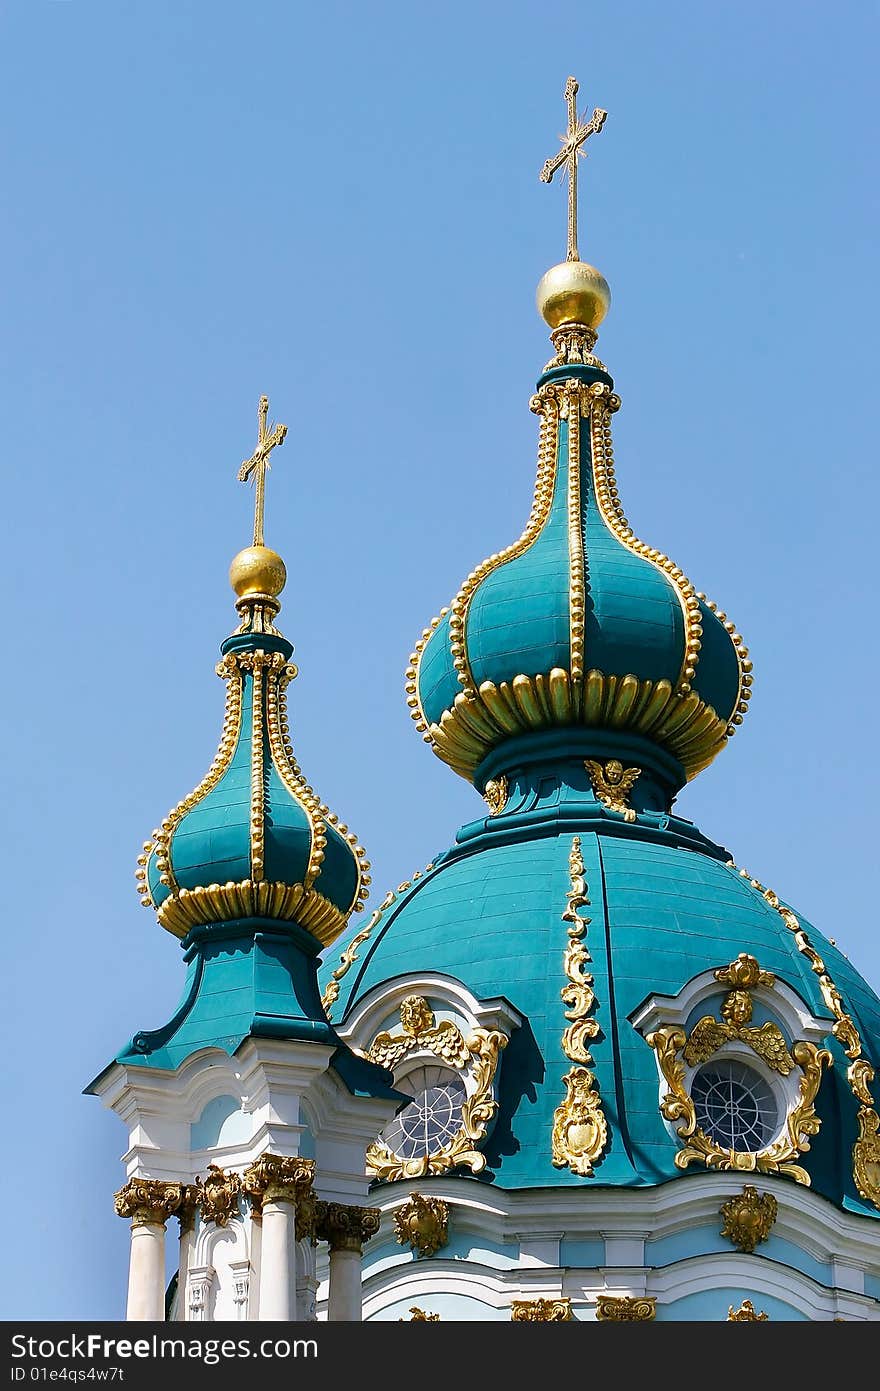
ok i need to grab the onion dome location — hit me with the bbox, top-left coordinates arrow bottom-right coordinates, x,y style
136,398 -> 370,946
407,239 -> 751,794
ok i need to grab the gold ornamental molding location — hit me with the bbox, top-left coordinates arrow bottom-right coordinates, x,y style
719,1184 -> 778,1254
365,996 -> 507,1182
733,865 -> 880,1212
404,1307 -> 441,1321
197,1164 -> 241,1228
321,863 -> 436,1018
241,1153 -> 316,1219
647,951 -> 831,1184
551,838 -> 608,1176
511,1297 -> 574,1322
114,1178 -> 188,1229
585,758 -> 641,822
727,1299 -> 769,1322
393,1193 -> 450,1258
595,1296 -> 656,1322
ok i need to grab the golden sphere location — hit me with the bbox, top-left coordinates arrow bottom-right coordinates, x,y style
229,545 -> 287,598
536,260 -> 611,330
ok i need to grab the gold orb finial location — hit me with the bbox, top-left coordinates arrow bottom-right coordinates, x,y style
536,260 -> 611,330
229,545 -> 287,599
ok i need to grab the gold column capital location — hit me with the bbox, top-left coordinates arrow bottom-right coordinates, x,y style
241,1153 -> 316,1215
177,1183 -> 201,1235
315,1201 -> 381,1253
114,1177 -> 187,1229
511,1297 -> 573,1322
595,1295 -> 656,1321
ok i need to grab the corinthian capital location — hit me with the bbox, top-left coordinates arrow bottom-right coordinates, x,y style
241,1153 -> 315,1215
114,1178 -> 187,1229
315,1202 -> 381,1253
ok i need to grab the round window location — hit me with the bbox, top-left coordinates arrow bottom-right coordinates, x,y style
691,1059 -> 778,1151
380,1064 -> 467,1160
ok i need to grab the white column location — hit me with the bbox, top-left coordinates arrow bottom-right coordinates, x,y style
328,1246 -> 363,1322
320,1204 -> 379,1323
114,1179 -> 185,1324
258,1199 -> 297,1321
126,1222 -> 166,1321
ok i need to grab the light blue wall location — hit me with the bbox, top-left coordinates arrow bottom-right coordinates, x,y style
190,1094 -> 251,1149
560,1239 -> 605,1267
658,1288 -> 809,1321
645,1226 -> 832,1287
371,1291 -> 508,1322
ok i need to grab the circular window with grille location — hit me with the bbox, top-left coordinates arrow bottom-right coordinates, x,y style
691,1059 -> 778,1151
379,1065 -> 468,1161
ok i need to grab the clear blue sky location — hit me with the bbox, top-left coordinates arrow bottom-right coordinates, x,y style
1,1 -> 877,1320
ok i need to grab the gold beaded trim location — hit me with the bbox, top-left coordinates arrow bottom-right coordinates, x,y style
137,653 -> 244,906
588,386 -> 700,696
446,388 -> 560,701
321,861 -> 436,1018
564,385 -> 587,711
250,657 -> 266,882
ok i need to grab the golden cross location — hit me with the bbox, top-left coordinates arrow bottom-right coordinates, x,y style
539,76 -> 607,262
238,394 -> 287,547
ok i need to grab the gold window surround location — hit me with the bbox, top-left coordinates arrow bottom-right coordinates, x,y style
635,954 -> 832,1184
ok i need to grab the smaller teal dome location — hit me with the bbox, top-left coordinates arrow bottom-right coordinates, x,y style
408,365 -> 751,786
137,630 -> 370,946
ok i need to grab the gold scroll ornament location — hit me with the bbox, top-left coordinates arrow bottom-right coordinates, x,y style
551,837 -> 608,1175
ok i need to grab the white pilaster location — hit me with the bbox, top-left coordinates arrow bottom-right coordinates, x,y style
328,1247 -> 363,1322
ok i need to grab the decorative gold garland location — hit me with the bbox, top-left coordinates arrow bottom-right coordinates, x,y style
551,837 -> 608,1175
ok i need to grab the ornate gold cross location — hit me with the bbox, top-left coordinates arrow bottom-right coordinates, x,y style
238,394 -> 287,547
540,76 -> 607,262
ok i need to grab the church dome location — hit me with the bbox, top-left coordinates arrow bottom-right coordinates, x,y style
324,784 -> 880,1213
136,404 -> 370,947
408,351 -> 751,788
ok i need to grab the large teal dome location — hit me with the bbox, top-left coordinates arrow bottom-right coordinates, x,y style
324,752 -> 880,1214
408,365 -> 751,786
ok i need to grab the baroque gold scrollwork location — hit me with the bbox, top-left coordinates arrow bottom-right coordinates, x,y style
365,997 -> 507,1182
595,1296 -> 656,1321
647,1019 -> 830,1185
719,1184 -> 778,1253
511,1298 -> 574,1321
551,837 -> 609,1176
